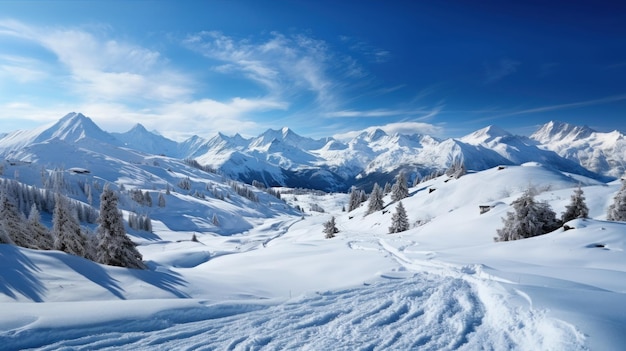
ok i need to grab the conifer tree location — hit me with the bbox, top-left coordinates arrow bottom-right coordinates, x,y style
52,193 -> 87,257
607,179 -> 626,222
383,182 -> 392,195
323,216 -> 339,239
348,187 -> 361,212
366,183 -> 384,215
28,204 -> 53,250
158,192 -> 166,207
495,188 -> 560,242
391,172 -> 409,202
96,185 -> 146,269
561,185 -> 589,223
389,201 -> 409,233
0,192 -> 32,248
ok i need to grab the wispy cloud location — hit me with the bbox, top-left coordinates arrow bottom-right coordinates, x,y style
0,19 -> 192,102
0,20 -> 293,138
325,105 -> 442,120
484,58 -> 520,84
0,55 -> 48,83
184,31 -> 349,109
339,35 -> 391,63
471,93 -> 626,124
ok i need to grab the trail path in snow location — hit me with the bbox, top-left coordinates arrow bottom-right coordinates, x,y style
5,272 -> 585,351
5,233 -> 587,351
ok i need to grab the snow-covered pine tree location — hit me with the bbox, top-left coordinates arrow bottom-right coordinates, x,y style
52,193 -> 87,257
212,213 -> 220,226
391,172 -> 409,202
607,179 -> 626,221
389,201 -> 409,233
445,159 -> 466,179
0,191 -> 34,248
495,188 -> 560,242
143,191 -> 152,207
366,183 -> 384,215
28,204 -> 53,250
323,216 -> 339,239
0,225 -> 12,244
561,185 -> 589,223
96,185 -> 146,269
383,182 -> 392,195
348,187 -> 361,212
158,192 -> 166,207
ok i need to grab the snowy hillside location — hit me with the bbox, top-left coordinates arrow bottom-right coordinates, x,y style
1,159 -> 625,350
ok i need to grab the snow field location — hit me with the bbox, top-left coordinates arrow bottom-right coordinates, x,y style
1,164 -> 625,350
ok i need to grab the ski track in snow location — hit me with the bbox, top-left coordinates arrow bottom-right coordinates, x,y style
5,235 -> 586,351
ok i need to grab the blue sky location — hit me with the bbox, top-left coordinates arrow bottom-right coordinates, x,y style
0,0 -> 625,140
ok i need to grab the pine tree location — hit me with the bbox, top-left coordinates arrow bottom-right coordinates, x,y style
212,213 -> 220,226
0,192 -> 33,248
495,189 -> 560,242
607,179 -> 626,222
323,216 -> 339,239
28,204 -> 53,250
391,172 -> 409,202
143,191 -> 152,207
389,201 -> 409,233
561,185 -> 589,223
348,187 -> 361,212
158,192 -> 166,207
52,193 -> 87,257
96,185 -> 145,269
366,183 -> 384,215
383,182 -> 392,195
446,159 -> 466,179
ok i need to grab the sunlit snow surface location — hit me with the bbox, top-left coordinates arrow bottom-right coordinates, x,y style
1,164 -> 625,350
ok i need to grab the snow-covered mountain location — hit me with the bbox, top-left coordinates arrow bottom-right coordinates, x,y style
111,123 -> 179,157
531,121 -> 626,178
0,113 -> 619,193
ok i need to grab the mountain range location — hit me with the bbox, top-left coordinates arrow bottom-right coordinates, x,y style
1,112 -> 623,191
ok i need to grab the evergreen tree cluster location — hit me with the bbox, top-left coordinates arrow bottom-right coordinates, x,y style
128,212 -> 153,232
348,187 -> 367,212
0,178 -> 98,223
0,180 -> 146,269
230,181 -> 259,202
495,188 -> 561,242
130,189 -> 153,207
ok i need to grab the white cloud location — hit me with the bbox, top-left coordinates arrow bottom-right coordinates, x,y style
184,31 -> 354,109
0,55 -> 48,83
325,105 -> 442,120
0,20 -> 192,102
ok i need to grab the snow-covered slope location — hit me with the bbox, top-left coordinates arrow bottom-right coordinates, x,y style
531,121 -> 626,178
1,163 -> 624,350
111,124 -> 179,157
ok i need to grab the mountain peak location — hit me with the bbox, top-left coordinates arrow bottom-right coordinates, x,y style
129,123 -> 149,133
530,121 -> 596,144
35,112 -> 115,144
365,128 -> 388,142
460,125 -> 511,144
